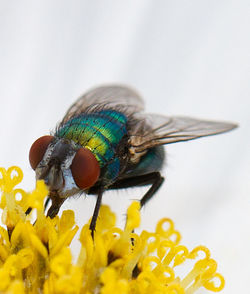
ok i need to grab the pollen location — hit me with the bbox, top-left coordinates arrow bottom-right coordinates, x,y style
0,166 -> 225,293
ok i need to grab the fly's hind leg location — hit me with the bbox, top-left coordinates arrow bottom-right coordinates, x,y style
108,172 -> 164,209
108,172 -> 164,245
139,172 -> 164,208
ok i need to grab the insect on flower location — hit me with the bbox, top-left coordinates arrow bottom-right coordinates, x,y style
29,85 -> 237,236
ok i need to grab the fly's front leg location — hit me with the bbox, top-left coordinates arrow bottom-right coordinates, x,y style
44,197 -> 51,212
47,193 -> 66,218
25,195 -> 62,217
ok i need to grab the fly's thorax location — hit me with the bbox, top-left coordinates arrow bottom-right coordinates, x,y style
55,110 -> 130,186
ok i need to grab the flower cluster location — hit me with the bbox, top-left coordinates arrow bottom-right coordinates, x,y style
0,166 -> 224,293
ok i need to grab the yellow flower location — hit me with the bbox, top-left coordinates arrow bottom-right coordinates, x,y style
0,166 -> 225,293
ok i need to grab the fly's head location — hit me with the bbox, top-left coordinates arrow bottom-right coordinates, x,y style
29,136 -> 100,199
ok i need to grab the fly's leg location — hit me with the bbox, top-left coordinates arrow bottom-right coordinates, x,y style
25,207 -> 32,215
108,172 -> 164,208
25,196 -> 55,216
44,197 -> 51,212
90,187 -> 104,239
108,172 -> 164,246
47,194 -> 65,218
140,173 -> 164,208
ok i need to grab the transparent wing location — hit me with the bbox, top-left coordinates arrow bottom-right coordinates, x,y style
129,113 -> 237,153
62,85 -> 144,123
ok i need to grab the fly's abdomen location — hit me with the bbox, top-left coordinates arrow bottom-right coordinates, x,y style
124,146 -> 165,178
55,110 -> 128,183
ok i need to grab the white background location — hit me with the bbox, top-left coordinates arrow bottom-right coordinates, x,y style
0,1 -> 249,293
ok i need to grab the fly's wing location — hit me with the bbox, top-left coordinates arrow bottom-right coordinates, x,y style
129,113 -> 237,155
61,85 -> 144,123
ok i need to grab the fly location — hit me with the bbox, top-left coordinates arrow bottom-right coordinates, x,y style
28,85 -> 237,236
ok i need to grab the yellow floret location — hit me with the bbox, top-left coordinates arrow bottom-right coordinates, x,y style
0,166 -> 225,293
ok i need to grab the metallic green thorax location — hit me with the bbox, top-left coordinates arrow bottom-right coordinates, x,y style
55,110 -> 128,184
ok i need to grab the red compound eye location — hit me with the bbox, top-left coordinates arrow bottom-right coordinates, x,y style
71,148 -> 100,190
29,135 -> 54,170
